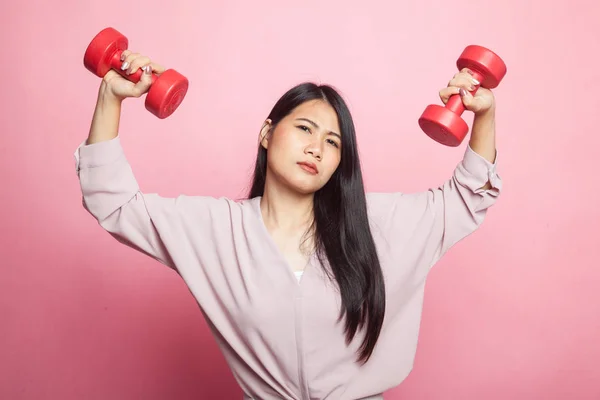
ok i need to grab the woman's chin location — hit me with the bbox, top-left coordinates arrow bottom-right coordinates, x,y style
284,177 -> 323,196
268,168 -> 325,196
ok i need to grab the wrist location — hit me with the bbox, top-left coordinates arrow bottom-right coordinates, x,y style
98,81 -> 124,105
474,105 -> 495,120
471,109 -> 495,138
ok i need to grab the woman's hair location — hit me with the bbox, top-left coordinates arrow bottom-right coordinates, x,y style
247,82 -> 385,364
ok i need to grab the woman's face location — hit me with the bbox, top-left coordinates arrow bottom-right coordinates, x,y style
260,99 -> 342,195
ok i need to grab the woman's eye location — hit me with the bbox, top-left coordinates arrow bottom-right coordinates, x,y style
298,125 -> 310,133
327,139 -> 339,148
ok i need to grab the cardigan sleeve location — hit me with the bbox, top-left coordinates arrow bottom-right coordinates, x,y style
367,144 -> 503,272
74,136 -> 186,270
426,144 -> 502,264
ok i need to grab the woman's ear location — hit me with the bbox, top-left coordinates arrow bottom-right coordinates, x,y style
259,119 -> 272,149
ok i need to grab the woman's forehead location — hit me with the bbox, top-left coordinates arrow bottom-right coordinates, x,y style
290,100 -> 340,134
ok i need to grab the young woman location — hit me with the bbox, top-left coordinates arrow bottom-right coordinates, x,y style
75,50 -> 501,400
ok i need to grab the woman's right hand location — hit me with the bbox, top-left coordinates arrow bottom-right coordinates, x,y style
101,50 -> 166,100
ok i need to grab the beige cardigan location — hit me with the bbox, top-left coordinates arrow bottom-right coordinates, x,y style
74,136 -> 501,399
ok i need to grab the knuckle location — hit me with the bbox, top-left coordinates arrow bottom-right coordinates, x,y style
132,56 -> 150,67
125,52 -> 140,62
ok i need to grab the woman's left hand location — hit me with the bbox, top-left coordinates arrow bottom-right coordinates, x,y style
439,68 -> 495,116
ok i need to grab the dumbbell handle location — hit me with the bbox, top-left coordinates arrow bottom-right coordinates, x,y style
445,70 -> 484,116
109,50 -> 159,85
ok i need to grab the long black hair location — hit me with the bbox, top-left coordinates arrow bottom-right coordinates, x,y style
247,82 -> 385,364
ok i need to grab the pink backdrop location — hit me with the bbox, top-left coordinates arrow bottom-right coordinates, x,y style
2,0 -> 599,399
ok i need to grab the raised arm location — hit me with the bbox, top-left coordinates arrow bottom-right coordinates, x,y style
367,69 -> 503,277
423,67 -> 502,261
75,53 -> 181,269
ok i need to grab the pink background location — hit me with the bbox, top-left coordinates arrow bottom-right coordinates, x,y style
2,0 -> 599,399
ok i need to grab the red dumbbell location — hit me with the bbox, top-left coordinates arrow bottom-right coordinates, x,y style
83,27 -> 189,119
418,45 -> 507,147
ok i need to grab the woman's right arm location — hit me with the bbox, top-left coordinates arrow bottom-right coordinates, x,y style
75,53 -> 181,269
87,49 -> 160,145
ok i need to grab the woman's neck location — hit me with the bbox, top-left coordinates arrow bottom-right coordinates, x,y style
260,181 -> 314,234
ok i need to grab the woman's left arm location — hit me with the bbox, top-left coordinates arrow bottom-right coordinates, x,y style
367,71 -> 503,275
444,68 -> 498,188
469,110 -> 496,190
419,70 -> 502,263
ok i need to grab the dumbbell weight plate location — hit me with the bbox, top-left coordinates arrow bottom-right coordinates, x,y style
146,69 -> 189,119
84,27 -> 128,77
457,45 -> 507,89
419,104 -> 468,147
